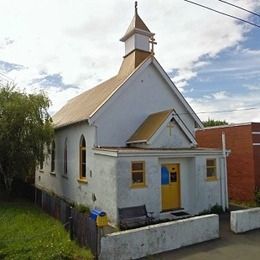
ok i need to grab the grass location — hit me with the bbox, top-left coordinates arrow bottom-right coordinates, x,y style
0,200 -> 93,260
229,200 -> 257,208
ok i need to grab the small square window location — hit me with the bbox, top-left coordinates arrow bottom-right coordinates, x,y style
206,159 -> 217,180
131,161 -> 145,188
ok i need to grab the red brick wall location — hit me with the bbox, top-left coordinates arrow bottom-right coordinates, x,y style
252,123 -> 260,188
196,124 -> 255,201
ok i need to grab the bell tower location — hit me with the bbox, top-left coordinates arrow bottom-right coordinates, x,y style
120,2 -> 156,57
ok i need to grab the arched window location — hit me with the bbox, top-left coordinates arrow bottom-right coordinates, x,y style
64,138 -> 68,175
80,135 -> 86,179
51,140 -> 55,172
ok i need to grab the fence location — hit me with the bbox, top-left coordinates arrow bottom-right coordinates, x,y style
100,214 -> 219,260
32,186 -> 98,257
231,208 -> 260,233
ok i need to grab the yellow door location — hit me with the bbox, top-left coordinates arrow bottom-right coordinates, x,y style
161,164 -> 180,211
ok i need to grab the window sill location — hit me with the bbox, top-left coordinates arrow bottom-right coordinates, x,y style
50,172 -> 56,176
62,174 -> 68,179
77,178 -> 88,184
206,177 -> 218,182
39,170 -> 44,173
130,184 -> 147,189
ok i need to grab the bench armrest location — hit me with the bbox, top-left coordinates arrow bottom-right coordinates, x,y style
147,211 -> 154,218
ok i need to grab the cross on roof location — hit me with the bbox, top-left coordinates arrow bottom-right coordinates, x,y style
167,121 -> 174,136
149,35 -> 157,55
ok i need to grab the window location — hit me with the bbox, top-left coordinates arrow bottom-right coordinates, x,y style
206,159 -> 217,180
80,135 -> 86,179
39,144 -> 44,171
51,141 -> 55,172
64,138 -> 68,175
131,161 -> 145,188
39,159 -> 44,171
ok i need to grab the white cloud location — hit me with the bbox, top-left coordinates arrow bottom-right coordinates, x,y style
244,84 -> 260,90
0,0 -> 259,115
212,91 -> 229,100
188,88 -> 260,123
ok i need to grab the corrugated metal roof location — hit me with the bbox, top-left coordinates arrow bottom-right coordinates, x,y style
53,50 -> 152,129
127,109 -> 173,143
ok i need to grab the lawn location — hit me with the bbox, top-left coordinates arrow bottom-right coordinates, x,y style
0,200 -> 93,260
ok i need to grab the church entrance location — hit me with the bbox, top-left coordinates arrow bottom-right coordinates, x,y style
161,164 -> 180,211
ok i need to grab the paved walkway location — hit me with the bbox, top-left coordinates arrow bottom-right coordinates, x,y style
151,213 -> 260,260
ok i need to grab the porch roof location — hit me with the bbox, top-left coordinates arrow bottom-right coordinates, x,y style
93,146 -> 227,157
127,109 -> 173,144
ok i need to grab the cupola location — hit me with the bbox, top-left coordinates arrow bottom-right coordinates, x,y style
120,2 -> 156,57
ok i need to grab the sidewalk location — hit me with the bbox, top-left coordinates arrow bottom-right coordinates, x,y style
149,213 -> 260,260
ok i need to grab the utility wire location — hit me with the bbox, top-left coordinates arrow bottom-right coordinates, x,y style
218,0 -> 260,18
173,106 -> 260,117
196,107 -> 258,114
184,0 -> 260,29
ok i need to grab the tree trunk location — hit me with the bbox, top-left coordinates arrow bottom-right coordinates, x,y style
0,162 -> 13,194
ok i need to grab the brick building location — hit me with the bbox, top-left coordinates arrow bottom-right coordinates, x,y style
196,123 -> 260,201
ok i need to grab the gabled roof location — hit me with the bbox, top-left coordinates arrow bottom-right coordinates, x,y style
127,109 -> 197,145
127,109 -> 173,143
53,55 -> 203,129
53,50 -> 152,129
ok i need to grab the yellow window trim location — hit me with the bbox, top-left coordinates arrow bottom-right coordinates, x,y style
77,178 -> 88,184
79,144 -> 87,180
131,161 -> 146,188
206,176 -> 218,182
206,158 -> 217,181
130,183 -> 147,189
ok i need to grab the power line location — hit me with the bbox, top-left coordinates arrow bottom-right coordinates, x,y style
173,106 -> 260,117
184,0 -> 260,29
218,0 -> 260,18
196,107 -> 258,115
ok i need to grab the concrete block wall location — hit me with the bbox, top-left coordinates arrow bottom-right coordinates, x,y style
99,214 -> 219,260
231,208 -> 260,233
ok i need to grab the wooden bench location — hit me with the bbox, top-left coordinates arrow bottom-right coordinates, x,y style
118,205 -> 154,230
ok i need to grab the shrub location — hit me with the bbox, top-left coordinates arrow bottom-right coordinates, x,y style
198,203 -> 223,215
255,187 -> 260,206
75,203 -> 90,214
210,203 -> 223,214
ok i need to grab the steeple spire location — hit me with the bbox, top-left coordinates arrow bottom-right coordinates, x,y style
120,2 -> 155,57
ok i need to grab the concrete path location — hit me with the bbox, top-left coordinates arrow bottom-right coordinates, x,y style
149,213 -> 260,260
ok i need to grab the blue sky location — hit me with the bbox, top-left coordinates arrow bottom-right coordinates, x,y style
0,0 -> 260,123
185,24 -> 260,122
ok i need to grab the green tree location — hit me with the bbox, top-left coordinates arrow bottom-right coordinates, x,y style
0,85 -> 54,193
203,118 -> 228,127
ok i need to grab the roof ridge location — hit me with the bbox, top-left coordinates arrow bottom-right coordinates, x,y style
52,54 -> 153,129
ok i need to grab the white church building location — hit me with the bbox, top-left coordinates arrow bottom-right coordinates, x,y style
35,4 -> 228,224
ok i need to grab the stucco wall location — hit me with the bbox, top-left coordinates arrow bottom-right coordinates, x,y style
99,214 -> 219,260
115,154 -> 223,221
93,63 -> 195,147
35,122 -> 119,223
116,156 -> 161,219
231,208 -> 260,233
196,125 -> 255,201
193,156 -> 222,213
152,123 -> 192,148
